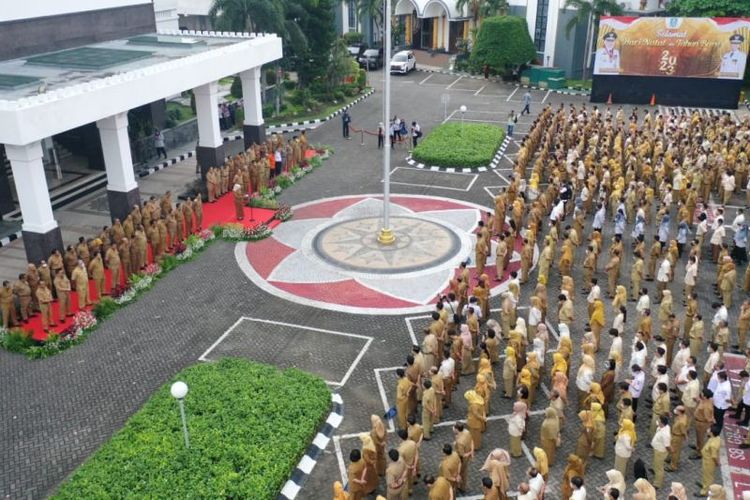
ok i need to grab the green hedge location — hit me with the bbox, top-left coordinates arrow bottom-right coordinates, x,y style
412,122 -> 504,168
54,359 -> 331,499
470,16 -> 537,74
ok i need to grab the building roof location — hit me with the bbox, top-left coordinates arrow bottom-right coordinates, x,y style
0,30 -> 282,145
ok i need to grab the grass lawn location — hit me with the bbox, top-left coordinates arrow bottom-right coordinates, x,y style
53,359 -> 331,499
266,89 -> 372,126
166,101 -> 195,123
412,122 -> 504,168
566,79 -> 592,89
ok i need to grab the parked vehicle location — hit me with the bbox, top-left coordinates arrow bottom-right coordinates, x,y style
390,51 -> 416,74
358,48 -> 383,70
347,44 -> 368,59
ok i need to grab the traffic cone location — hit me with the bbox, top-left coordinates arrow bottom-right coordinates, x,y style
607,93 -> 612,105
649,93 -> 656,106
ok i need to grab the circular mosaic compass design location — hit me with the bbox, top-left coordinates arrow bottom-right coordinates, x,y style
313,216 -> 461,274
236,195 -> 528,315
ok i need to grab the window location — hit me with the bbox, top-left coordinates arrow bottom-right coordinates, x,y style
347,0 -> 357,31
533,0 -> 549,52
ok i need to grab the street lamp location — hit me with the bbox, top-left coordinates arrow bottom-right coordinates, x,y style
460,105 -> 467,134
170,381 -> 190,449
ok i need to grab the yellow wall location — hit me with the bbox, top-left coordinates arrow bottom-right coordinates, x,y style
405,15 -> 412,45
432,19 -> 438,48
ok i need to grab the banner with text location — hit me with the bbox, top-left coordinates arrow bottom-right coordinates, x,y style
594,17 -> 750,79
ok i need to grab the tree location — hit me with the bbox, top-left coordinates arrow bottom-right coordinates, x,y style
208,0 -> 285,34
668,0 -> 750,17
563,0 -> 623,79
481,0 -> 509,17
355,0 -> 385,43
469,16 -> 537,74
456,0 -> 487,32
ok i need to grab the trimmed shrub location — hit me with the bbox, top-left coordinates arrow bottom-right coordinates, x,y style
470,16 -> 537,74
412,122 -> 504,168
54,359 -> 331,499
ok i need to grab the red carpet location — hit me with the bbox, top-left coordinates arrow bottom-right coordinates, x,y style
17,188 -> 283,342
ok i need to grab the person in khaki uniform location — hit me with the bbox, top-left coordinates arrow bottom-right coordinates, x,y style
495,234 -> 508,280
183,201 -> 194,235
135,229 -> 148,272
604,249 -> 621,298
76,237 -> 90,267
13,274 -> 32,322
48,250 -> 64,282
453,423 -> 473,492
650,414 -> 670,489
0,281 -> 17,328
474,235 -> 488,277
689,314 -> 705,359
87,253 -> 105,302
421,379 -> 437,440
35,281 -> 55,331
647,237 -> 662,280
385,449 -> 408,500
63,246 -> 78,279
347,449 -> 368,500
397,429 -> 418,496
690,389 -> 715,458
53,270 -> 72,318
630,251 -> 644,300
719,259 -> 736,308
395,368 -> 411,431
438,443 -> 461,493
105,244 -> 122,292
193,196 -> 203,230
70,261 -> 91,309
667,405 -> 688,471
465,390 -> 486,450
698,425 -> 722,495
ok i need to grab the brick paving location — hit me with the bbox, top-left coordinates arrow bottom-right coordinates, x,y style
0,68 -> 745,499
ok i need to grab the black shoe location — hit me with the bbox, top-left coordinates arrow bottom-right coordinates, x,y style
689,455 -> 701,460
689,445 -> 697,450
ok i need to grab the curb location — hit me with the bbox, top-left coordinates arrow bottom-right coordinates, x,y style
404,135 -> 511,173
278,392 -> 344,500
0,230 -> 21,249
267,89 -> 376,132
137,151 -> 195,178
415,68 -> 591,95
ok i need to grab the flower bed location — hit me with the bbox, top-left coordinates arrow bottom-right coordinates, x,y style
411,122 -> 504,168
53,359 -> 331,499
0,225 -> 276,359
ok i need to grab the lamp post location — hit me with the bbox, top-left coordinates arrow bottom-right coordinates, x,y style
170,381 -> 190,449
460,105 -> 467,134
378,0 -> 395,245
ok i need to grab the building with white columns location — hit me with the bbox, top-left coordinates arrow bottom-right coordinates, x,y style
0,4 -> 281,263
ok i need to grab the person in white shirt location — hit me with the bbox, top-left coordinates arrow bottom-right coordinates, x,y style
732,208 -> 745,232
527,467 -> 545,498
671,339 -> 691,377
711,302 -> 728,335
650,346 -> 667,380
550,199 -> 565,224
650,415 -> 671,488
736,370 -> 750,427
704,342 -> 721,385
569,476 -> 587,499
576,355 -> 595,408
627,364 -> 646,416
713,371 -> 732,432
636,288 -> 650,317
516,483 -> 535,500
656,258 -> 671,301
710,218 -> 725,262
587,279 -> 601,316
608,328 -> 623,379
722,171 -> 736,206
630,341 -> 647,374
651,365 -> 670,403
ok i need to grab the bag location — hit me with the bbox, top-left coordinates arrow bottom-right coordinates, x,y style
400,124 -> 408,135
514,116 -> 518,123
416,130 -> 423,138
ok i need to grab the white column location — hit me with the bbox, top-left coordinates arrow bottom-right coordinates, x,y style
97,112 -> 138,193
193,81 -> 223,148
5,142 -> 58,233
525,0 -> 538,41
240,68 -> 264,127
544,0 -> 561,66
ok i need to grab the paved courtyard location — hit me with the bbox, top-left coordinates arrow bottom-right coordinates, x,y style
1,69 -> 748,499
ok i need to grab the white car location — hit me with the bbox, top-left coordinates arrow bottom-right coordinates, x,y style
390,51 -> 416,74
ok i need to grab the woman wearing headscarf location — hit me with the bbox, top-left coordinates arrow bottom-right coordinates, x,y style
584,382 -> 605,409
658,289 -> 673,337
370,415 -> 386,477
475,373 -> 492,416
534,324 -> 548,370
524,352 -> 541,406
480,449 -> 510,500
599,469 -> 626,498
533,447 -> 549,481
612,284 -> 627,311
575,408 -> 594,464
614,418 -> 636,476
591,401 -> 606,459
589,298 -> 606,352
561,454 -> 585,500
232,183 -> 246,220
535,283 -> 548,322
539,407 -> 560,465
332,480 -> 348,500
465,390 -> 486,449
599,359 -> 616,416
632,477 -> 657,500
668,482 -> 687,500
460,324 -> 474,374
552,368 -> 569,405
550,352 -> 568,379
517,367 -> 532,405
557,322 -> 573,368
502,346 -> 517,398
528,296 -> 543,336
576,354 -> 596,409
508,401 -> 526,457
359,433 -> 379,494
561,275 -> 575,301
707,484 -> 727,500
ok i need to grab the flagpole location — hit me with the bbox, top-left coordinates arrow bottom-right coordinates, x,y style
378,0 -> 395,245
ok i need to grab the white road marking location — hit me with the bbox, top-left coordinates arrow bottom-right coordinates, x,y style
374,367 -> 400,432
474,84 -> 487,96
506,87 -> 519,102
419,73 -> 434,85
446,76 -> 463,89
542,89 -> 551,103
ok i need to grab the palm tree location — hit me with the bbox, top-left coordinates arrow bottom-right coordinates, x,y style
564,0 -> 623,79
355,0 -> 385,43
208,0 -> 285,34
456,0 -> 487,33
